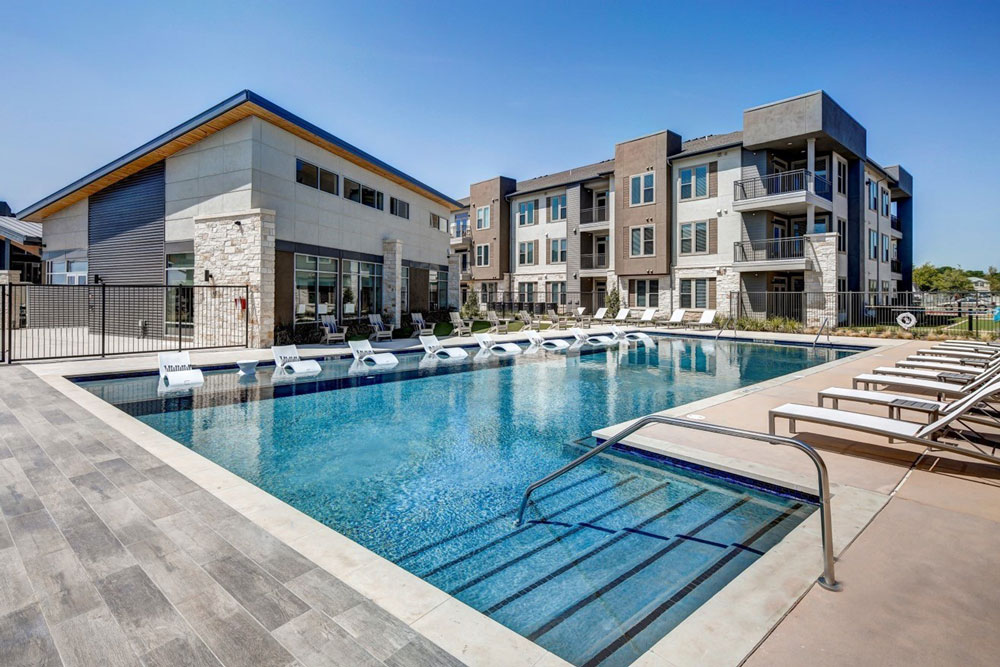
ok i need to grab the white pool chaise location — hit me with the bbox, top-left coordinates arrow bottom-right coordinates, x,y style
271,345 -> 323,375
570,327 -> 615,347
526,331 -> 571,351
419,335 -> 469,360
157,351 -> 204,389
610,325 -> 654,346
473,333 -> 522,355
348,340 -> 399,367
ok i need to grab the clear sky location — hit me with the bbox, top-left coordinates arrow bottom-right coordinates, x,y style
1,0 -> 997,267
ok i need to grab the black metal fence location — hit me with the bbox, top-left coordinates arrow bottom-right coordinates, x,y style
473,291 -> 609,319
3,283 -> 249,362
730,290 -> 1000,337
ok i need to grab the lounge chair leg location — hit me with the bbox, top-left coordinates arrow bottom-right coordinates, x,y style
789,419 -> 796,432
768,413 -> 776,434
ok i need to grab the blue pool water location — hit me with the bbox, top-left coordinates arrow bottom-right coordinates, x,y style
79,336 -> 854,665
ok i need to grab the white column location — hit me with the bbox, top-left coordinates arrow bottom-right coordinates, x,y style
806,137 -> 816,193
806,203 -> 815,234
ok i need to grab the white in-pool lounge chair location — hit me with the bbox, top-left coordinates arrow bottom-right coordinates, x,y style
473,333 -> 522,355
769,379 -> 1000,466
526,331 -> 571,351
570,327 -> 615,347
320,315 -> 348,345
449,312 -> 472,337
348,339 -> 399,367
410,313 -> 434,337
660,309 -> 687,328
271,345 -> 322,376
610,325 -> 654,347
157,351 -> 204,389
692,309 -> 717,329
419,335 -> 468,360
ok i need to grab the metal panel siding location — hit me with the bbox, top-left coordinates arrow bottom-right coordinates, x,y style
88,161 -> 165,284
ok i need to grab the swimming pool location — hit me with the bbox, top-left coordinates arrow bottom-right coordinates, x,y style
78,337 -> 855,665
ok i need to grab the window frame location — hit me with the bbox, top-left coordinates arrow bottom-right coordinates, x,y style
548,194 -> 567,222
518,241 -> 535,265
869,229 -> 878,259
868,180 -> 878,210
837,218 -> 847,253
629,172 -> 656,206
389,197 -> 410,219
476,205 -> 490,230
679,164 -> 709,201
630,279 -> 660,308
836,160 -> 847,195
549,238 -> 567,264
475,243 -> 490,267
629,224 -> 656,257
881,233 -> 890,262
517,200 -> 537,226
679,278 -> 712,309
679,221 -> 708,255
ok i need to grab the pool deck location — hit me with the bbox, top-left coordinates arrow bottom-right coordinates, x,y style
1,327 -> 998,666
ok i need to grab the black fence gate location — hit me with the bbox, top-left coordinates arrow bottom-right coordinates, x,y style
3,283 -> 249,362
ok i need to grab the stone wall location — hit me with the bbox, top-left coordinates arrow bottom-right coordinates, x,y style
447,253 -> 460,308
193,209 -> 275,348
804,232 -> 839,326
382,239 -> 403,327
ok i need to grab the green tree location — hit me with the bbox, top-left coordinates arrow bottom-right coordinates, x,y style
912,262 -> 939,292
460,289 -> 480,320
986,266 -> 1000,292
931,267 -> 974,292
605,287 -> 621,315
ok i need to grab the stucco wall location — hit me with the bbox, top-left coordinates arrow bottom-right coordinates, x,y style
40,198 -> 88,257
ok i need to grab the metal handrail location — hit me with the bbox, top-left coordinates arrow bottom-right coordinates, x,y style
580,253 -> 608,270
733,169 -> 833,201
580,206 -> 609,224
715,316 -> 737,340
734,236 -> 809,262
813,317 -> 831,347
515,415 -> 840,591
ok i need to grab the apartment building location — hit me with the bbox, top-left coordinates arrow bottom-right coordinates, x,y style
452,90 -> 913,325
18,90 -> 463,346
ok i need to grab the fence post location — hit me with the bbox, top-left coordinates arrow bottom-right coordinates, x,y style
2,284 -> 6,364
100,282 -> 106,358
176,286 -> 182,352
245,285 -> 249,348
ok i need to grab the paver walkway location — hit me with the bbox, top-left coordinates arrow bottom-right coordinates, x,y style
0,364 -> 463,667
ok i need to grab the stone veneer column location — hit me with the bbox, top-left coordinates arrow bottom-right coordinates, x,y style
0,270 -> 20,285
193,209 -> 275,349
804,232 -> 839,327
447,253 -> 461,309
382,239 -> 402,328
715,268 -> 741,318
565,185 -> 581,306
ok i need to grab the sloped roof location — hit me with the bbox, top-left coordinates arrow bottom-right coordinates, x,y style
672,131 -> 744,159
511,159 -> 614,197
0,216 -> 42,245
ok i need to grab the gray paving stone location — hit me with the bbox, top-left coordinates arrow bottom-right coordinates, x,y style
22,547 -> 104,624
0,457 -> 44,517
175,487 -> 241,524
202,553 -> 310,631
7,509 -> 68,561
213,514 -> 315,583
0,547 -> 35,616
334,600 -> 418,662
384,635 -> 465,667
58,515 -> 136,580
95,458 -> 147,488
127,532 -> 220,606
49,604 -> 141,667
153,512 -> 241,565
0,603 -> 61,667
273,609 -> 383,667
9,444 -> 75,497
96,565 -> 208,657
141,634 -> 222,667
176,588 -> 297,667
285,567 -> 366,620
92,496 -> 161,546
144,463 -> 202,496
70,469 -> 125,505
122,479 -> 183,520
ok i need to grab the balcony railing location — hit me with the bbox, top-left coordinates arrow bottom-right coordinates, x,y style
891,215 -> 901,232
734,236 -> 809,263
451,227 -> 471,240
734,169 -> 832,202
891,259 -> 902,273
580,253 -> 608,270
580,206 -> 609,224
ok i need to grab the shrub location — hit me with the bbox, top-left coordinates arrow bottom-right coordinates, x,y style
460,290 -> 480,320
605,287 -> 621,315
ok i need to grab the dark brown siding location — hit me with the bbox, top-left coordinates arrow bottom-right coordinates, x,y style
708,161 -> 718,198
614,132 -> 674,277
469,177 -> 515,282
274,250 -> 294,327
708,218 -> 718,254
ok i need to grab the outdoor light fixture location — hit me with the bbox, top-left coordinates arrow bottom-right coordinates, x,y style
204,270 -> 213,282
233,220 -> 242,227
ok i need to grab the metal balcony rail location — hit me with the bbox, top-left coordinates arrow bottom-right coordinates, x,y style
891,215 -> 901,232
580,253 -> 609,270
452,226 -> 472,239
734,169 -> 832,202
515,415 -> 839,591
580,206 -> 609,224
891,259 -> 902,273
734,236 -> 809,262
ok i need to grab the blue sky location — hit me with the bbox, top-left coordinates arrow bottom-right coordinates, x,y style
1,0 -> 997,267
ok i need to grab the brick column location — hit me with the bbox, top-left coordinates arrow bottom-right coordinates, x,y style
447,253 -> 461,308
382,239 -> 403,328
193,209 -> 275,348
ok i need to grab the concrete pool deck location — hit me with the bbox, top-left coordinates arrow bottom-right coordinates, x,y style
1,329 -> 998,665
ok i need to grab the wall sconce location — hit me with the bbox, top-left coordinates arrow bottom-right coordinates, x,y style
233,220 -> 242,227
204,270 -> 213,282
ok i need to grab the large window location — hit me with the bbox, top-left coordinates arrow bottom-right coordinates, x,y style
548,195 -> 567,221
480,282 -> 497,304
342,260 -> 381,318
549,238 -> 566,263
453,212 -> 469,237
836,160 -> 847,195
294,254 -> 339,323
428,270 -> 449,310
629,279 -> 659,307
429,213 -> 446,231
630,172 -> 655,205
517,200 -> 537,226
344,177 -> 384,210
868,180 -> 878,210
400,266 -> 409,314
548,281 -> 566,305
518,241 -> 535,265
881,188 -> 890,216
296,159 -> 338,196
630,225 -> 655,257
679,221 -> 707,255
165,253 -> 194,334
476,205 -> 490,230
679,278 -> 713,309
475,244 -> 490,266
46,259 -> 87,285
813,215 -> 829,234
390,197 -> 409,219
518,282 -> 535,303
869,229 -> 878,259
679,165 -> 708,201
881,234 -> 890,262
837,218 -> 847,252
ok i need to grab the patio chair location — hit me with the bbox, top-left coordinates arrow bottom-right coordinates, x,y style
348,339 -> 399,367
692,309 -> 718,329
473,333 -> 522,355
546,309 -> 572,330
320,314 -> 347,345
368,314 -> 393,342
769,379 -> 1000,466
816,386 -> 1000,427
629,308 -> 657,326
897,357 -> 1000,374
569,327 -> 615,347
852,362 -> 1000,400
660,309 -> 687,328
612,308 -> 631,324
487,310 -> 509,334
576,307 -> 593,328
271,345 -> 322,376
610,325 -> 654,347
526,331 -> 571,351
592,307 -> 608,324
518,310 -> 548,331
419,335 -> 468,360
410,313 -> 434,337
449,311 -> 472,336
157,351 -> 204,389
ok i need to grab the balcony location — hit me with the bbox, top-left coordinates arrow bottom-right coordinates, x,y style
891,259 -> 902,274
732,169 -> 833,215
580,253 -> 608,271
580,206 -> 609,227
733,236 -> 813,272
450,227 -> 472,249
891,215 -> 902,233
